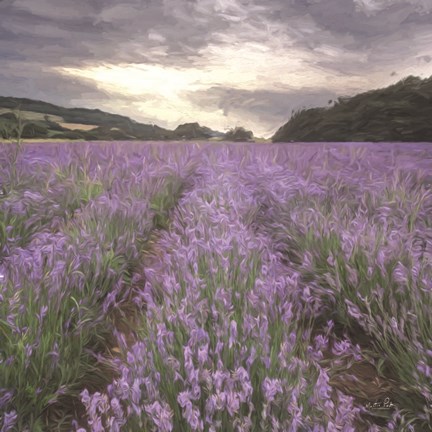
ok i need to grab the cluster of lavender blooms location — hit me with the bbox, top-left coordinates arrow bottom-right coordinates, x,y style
1,141 -> 431,431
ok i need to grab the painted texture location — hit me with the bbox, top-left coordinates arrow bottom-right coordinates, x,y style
0,141 -> 432,431
1,0 -> 432,138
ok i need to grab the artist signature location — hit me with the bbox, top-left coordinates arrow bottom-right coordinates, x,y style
364,397 -> 397,410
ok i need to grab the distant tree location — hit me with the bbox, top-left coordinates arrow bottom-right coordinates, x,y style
0,108 -> 24,142
224,126 -> 254,142
0,108 -> 25,188
0,121 -> 14,140
21,122 -> 49,138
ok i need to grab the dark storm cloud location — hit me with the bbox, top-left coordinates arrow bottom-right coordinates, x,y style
3,0 -> 427,70
1,0 -> 431,66
253,0 -> 431,40
0,0 -> 231,66
186,86 -> 338,135
247,0 -> 432,75
0,61 -> 114,105
0,0 -> 232,108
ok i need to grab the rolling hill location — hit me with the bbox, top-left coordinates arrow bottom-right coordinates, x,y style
0,96 -> 225,141
272,75 -> 432,142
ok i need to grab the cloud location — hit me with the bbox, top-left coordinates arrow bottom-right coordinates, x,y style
3,0 -> 432,72
353,0 -> 432,15
1,0 -> 225,66
1,0 -> 432,136
186,85 -> 339,137
0,60 -> 114,107
419,55 -> 432,63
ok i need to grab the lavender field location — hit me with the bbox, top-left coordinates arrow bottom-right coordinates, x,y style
0,141 -> 432,432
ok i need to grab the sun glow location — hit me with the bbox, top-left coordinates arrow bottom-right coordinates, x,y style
55,42 -> 370,98
53,39 -> 425,137
52,43 -> 353,137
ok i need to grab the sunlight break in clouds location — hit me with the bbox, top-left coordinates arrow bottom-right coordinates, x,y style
54,41 -> 382,138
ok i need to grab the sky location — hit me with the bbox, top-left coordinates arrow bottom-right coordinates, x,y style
1,0 -> 432,138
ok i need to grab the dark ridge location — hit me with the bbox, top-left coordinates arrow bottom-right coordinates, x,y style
272,75 -> 432,142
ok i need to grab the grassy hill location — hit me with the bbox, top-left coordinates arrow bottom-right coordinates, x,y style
173,122 -> 225,140
0,96 -> 224,141
272,75 -> 432,142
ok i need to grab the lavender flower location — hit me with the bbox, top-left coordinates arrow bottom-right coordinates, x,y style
144,401 -> 173,432
229,320 -> 238,349
262,377 -> 283,403
0,390 -> 13,409
226,391 -> 240,416
1,410 -> 17,432
5,142 -> 432,431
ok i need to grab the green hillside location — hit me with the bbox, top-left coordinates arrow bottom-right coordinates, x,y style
272,75 -> 432,142
0,96 -> 225,141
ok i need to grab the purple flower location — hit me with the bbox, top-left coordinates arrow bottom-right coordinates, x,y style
102,290 -> 118,314
232,366 -> 248,382
191,384 -> 201,400
145,401 -> 173,432
281,301 -> 294,324
213,370 -> 228,392
1,410 -> 17,432
314,334 -> 328,351
197,344 -> 209,366
242,314 -> 255,337
324,320 -> 334,336
332,339 -> 352,356
314,368 -> 332,401
80,388 -> 91,406
183,345 -> 198,380
288,407 -> 304,432
24,342 -> 33,360
205,396 -> 217,421
110,397 -> 124,420
215,341 -> 224,357
89,417 -> 104,432
0,390 -> 14,409
190,327 -> 210,345
259,316 -> 269,341
115,378 -> 130,400
229,320 -> 238,348
131,379 -> 141,405
36,305 -> 48,324
246,346 -> 257,369
417,361 -> 432,378
184,405 -> 203,431
87,392 -> 109,420
213,391 -> 227,410
306,339 -> 324,360
345,300 -> 363,321
262,377 -> 283,403
177,391 -> 193,409
226,391 -> 240,416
